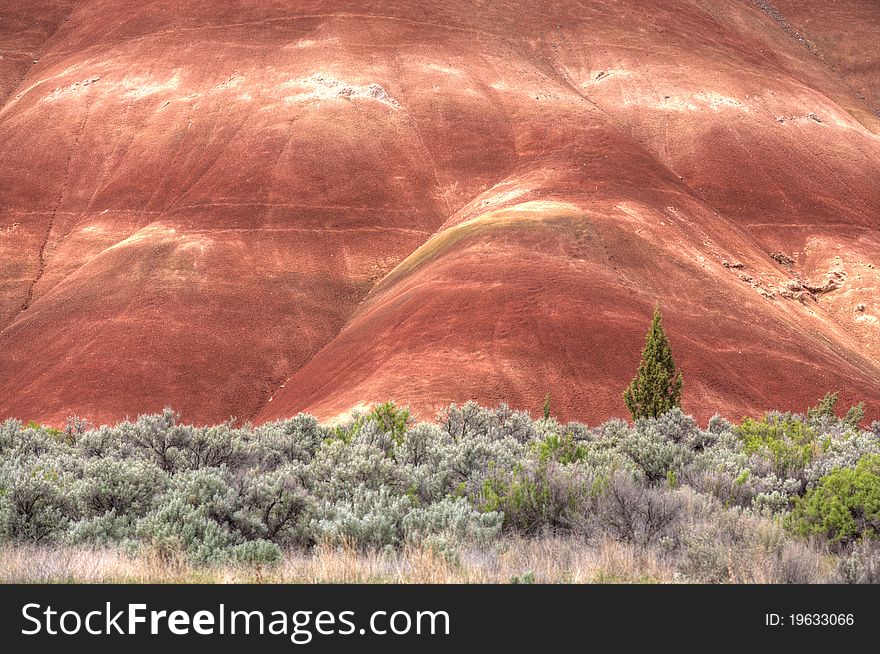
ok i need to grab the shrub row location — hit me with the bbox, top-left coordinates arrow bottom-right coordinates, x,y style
1,397 -> 878,564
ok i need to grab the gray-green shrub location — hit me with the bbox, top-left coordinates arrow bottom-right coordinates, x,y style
1,400 -> 877,575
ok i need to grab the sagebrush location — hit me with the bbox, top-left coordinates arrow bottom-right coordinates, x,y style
1,397 -> 878,581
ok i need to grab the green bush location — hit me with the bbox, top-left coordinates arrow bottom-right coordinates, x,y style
806,391 -> 865,430
533,432 -> 587,464
333,401 -> 413,445
254,415 -> 325,467
807,391 -> 840,422
136,468 -> 242,563
230,539 -> 283,565
620,427 -> 692,483
238,465 -> 312,545
73,458 -> 165,518
787,454 -> 880,547
67,511 -> 137,545
478,461 -> 594,534
738,415 -> 817,478
403,497 -> 501,546
0,455 -> 77,542
367,401 -> 413,444
174,423 -> 250,471
311,487 -> 412,548
3,400 -> 879,567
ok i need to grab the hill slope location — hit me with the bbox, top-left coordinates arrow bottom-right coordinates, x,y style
1,0 -> 879,425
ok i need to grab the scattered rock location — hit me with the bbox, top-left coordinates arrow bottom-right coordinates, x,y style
722,260 -> 745,269
734,270 -> 777,299
793,257 -> 847,295
779,261 -> 847,304
751,0 -> 814,52
770,251 -> 793,266
778,279 -> 814,304
45,76 -> 102,101
779,289 -> 815,304
287,74 -> 400,108
801,269 -> 845,294
855,304 -> 866,312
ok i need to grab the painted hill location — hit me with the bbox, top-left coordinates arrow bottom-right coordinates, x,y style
1,0 -> 878,426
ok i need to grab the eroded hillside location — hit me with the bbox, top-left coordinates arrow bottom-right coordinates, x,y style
1,0 -> 878,425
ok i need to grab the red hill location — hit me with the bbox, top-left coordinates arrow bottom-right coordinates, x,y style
1,1 -> 878,426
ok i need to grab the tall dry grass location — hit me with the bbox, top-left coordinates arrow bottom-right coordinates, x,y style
0,533 -> 843,584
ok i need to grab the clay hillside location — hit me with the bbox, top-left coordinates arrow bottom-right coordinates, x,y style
1,0 -> 878,426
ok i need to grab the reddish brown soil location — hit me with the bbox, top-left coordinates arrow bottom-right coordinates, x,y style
1,1 -> 878,427
771,0 -> 880,114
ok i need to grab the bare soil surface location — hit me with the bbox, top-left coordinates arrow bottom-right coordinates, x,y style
1,1 -> 879,425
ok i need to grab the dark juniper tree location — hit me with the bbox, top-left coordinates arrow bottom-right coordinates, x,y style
624,306 -> 683,420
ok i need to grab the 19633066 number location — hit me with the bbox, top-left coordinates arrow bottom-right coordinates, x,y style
789,614 -> 854,626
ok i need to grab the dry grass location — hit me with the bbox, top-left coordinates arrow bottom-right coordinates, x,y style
0,534 -> 827,584
2,488 -> 854,583
287,536 -> 679,584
